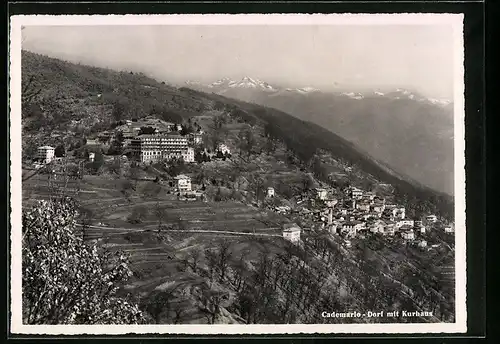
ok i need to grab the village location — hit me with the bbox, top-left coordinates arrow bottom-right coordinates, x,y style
28,113 -> 455,255
278,183 -> 455,250
18,28 -> 460,326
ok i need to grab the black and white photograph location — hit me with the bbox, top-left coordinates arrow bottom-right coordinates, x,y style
9,14 -> 466,334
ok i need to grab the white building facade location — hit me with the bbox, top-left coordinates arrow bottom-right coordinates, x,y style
37,146 -> 55,164
130,134 -> 191,163
282,223 -> 301,244
175,174 -> 192,193
182,147 -> 195,163
217,143 -> 231,155
267,187 -> 275,198
402,230 -> 415,240
316,188 -> 328,200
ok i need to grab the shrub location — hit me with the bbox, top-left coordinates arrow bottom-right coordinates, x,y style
22,198 -> 144,324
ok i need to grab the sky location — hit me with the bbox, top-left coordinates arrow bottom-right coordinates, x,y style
22,24 -> 456,99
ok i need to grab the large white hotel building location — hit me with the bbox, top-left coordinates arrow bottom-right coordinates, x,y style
130,134 -> 194,163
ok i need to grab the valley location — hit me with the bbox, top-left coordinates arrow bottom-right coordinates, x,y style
187,77 -> 455,195
20,51 -> 456,325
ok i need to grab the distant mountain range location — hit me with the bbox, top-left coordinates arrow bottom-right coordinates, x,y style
185,77 -> 455,196
186,77 -> 452,107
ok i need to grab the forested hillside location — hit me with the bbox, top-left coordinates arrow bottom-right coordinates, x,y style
21,50 -> 453,219
189,82 -> 455,196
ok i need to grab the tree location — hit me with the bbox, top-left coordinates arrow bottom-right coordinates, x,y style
86,151 -> 104,175
216,240 -> 233,282
208,115 -> 228,151
142,289 -> 176,324
180,124 -> 194,136
238,128 -> 256,158
214,187 -> 223,202
142,182 -> 161,200
22,74 -> 42,106
78,206 -> 94,241
166,158 -> 185,177
112,101 -> 127,122
311,157 -> 328,181
121,180 -> 134,202
108,132 -> 124,155
249,173 -> 265,206
54,144 -> 65,158
216,150 -> 224,159
194,149 -> 204,163
109,157 -> 122,176
66,163 -> 81,180
186,248 -> 203,273
197,286 -> 228,324
128,206 -> 149,224
298,146 -> 317,167
23,141 -> 38,160
202,152 -> 211,162
128,167 -> 141,189
116,131 -> 124,144
173,306 -> 185,324
265,137 -> 279,154
22,198 -> 143,324
139,126 -> 156,135
154,202 -> 167,231
301,174 -> 315,192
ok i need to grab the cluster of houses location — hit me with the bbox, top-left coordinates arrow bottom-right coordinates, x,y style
35,116 -> 233,169
115,119 -> 233,164
111,118 -> 201,164
280,185 -> 455,247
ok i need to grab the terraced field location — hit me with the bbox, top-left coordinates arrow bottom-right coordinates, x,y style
22,169 -> 295,324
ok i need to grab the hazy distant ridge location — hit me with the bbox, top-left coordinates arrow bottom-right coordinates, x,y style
186,77 -> 455,195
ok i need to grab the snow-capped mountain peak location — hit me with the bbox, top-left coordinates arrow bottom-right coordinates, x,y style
341,92 -> 364,100
204,76 -> 279,92
396,88 -> 412,96
285,86 -> 319,94
207,77 -> 232,88
186,77 -> 323,94
427,98 -> 452,106
184,79 -> 451,107
297,87 -> 319,93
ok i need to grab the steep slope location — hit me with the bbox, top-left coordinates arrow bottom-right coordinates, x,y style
260,91 -> 455,196
188,79 -> 455,196
183,88 -> 453,217
21,51 -> 214,133
20,51 -> 453,218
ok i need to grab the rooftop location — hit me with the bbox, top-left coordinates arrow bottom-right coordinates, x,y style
344,220 -> 363,226
283,223 -> 301,231
135,134 -> 186,139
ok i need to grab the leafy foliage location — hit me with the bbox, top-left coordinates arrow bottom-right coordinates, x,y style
22,198 -> 144,324
128,205 -> 149,224
237,128 -> 256,157
54,144 -> 65,158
